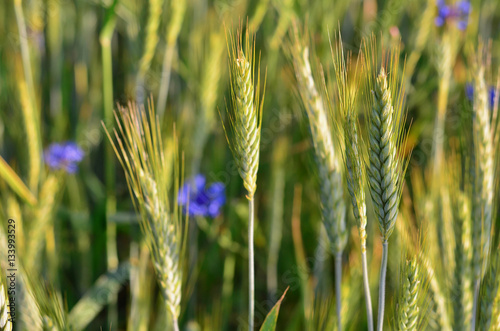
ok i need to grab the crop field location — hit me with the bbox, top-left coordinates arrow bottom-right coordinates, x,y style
0,0 -> 499,330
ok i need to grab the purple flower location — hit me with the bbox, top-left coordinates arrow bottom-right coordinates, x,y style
435,0 -> 471,30
465,83 -> 474,101
44,141 -> 84,173
489,88 -> 497,109
435,0 -> 452,26
465,83 -> 497,109
178,174 -> 226,218
456,0 -> 471,30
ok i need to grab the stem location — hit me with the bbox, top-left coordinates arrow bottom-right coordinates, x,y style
377,241 -> 389,331
173,317 -> 180,331
471,278 -> 480,331
335,252 -> 343,331
157,42 -> 175,117
361,250 -> 374,331
249,197 -> 255,330
13,0 -> 38,116
100,7 -> 118,326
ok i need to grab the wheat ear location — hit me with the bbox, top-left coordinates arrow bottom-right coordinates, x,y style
478,252 -> 500,331
0,282 -> 12,331
396,257 -> 422,331
290,28 -> 347,329
104,101 -> 186,331
331,34 -> 373,331
364,40 -> 409,331
471,58 -> 495,330
222,26 -> 265,330
452,191 -> 473,330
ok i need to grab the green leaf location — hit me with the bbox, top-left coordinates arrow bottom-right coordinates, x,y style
0,155 -> 37,206
259,287 -> 289,331
68,262 -> 130,331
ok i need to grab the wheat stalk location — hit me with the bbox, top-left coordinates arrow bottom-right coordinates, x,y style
291,31 -> 347,257
222,25 -> 265,330
289,27 -> 348,329
191,26 -> 226,175
104,101 -> 186,331
25,175 -> 61,273
330,34 -> 373,331
136,0 -> 163,103
364,39 -> 409,331
18,79 -> 41,193
157,0 -> 187,115
396,257 -> 422,331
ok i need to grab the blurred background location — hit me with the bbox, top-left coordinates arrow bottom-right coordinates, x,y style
0,0 -> 499,330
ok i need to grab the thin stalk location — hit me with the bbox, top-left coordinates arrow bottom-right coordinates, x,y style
267,167 -> 285,298
249,197 -> 255,330
14,0 -> 41,193
173,317 -> 180,331
13,0 -> 38,115
157,42 -> 175,116
100,4 -> 118,326
362,250 -> 374,331
377,241 -> 389,331
335,252 -> 343,331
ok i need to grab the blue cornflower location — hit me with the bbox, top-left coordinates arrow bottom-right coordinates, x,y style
465,83 -> 474,101
435,0 -> 452,27
456,0 -> 471,30
44,141 -> 84,173
178,174 -> 226,218
465,83 -> 497,109
435,0 -> 471,30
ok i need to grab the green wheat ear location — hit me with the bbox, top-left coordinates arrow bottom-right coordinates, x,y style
289,25 -> 348,331
363,37 -> 410,331
104,101 -> 186,331
330,34 -> 366,252
222,25 -> 265,199
330,32 -> 374,331
0,282 -> 12,331
478,251 -> 500,331
396,256 -> 422,331
289,26 -> 347,256
364,39 -> 409,243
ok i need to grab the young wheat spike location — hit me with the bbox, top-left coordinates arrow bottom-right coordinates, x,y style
478,251 -> 500,331
330,33 -> 373,331
103,101 -> 186,331
289,27 -> 347,257
396,257 -> 422,331
222,25 -> 265,330
0,283 -> 12,331
471,53 -> 496,330
289,26 -> 347,330
223,26 -> 264,198
473,63 -> 494,272
364,38 -> 410,331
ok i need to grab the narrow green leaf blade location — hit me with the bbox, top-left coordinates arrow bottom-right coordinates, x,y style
68,262 -> 130,331
259,287 -> 289,331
